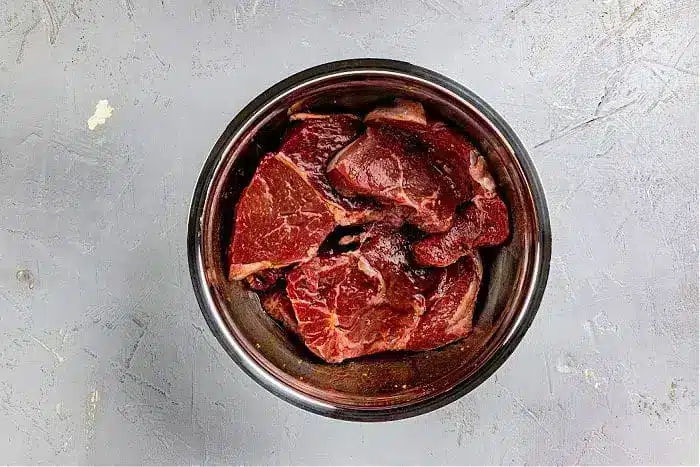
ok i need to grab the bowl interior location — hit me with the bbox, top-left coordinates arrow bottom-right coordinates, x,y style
198,70 -> 542,412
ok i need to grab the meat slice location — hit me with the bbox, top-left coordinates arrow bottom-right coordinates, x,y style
406,252 -> 483,351
327,127 -> 458,233
364,99 -> 428,132
365,100 -> 494,205
286,252 -> 421,363
286,226 -> 436,363
412,196 -> 509,267
358,225 -> 438,313
261,289 -> 299,336
227,153 -> 335,280
281,113 -> 382,225
422,122 -> 480,203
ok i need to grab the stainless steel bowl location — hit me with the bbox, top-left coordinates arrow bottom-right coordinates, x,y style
188,59 -> 551,421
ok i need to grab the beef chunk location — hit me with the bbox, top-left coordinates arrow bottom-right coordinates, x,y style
327,127 -> 458,233
261,289 -> 299,335
364,98 -> 428,132
227,153 -> 335,280
422,122 -> 480,204
358,225 -> 438,313
412,196 -> 509,267
365,100 -> 492,205
286,226 -> 436,363
406,252 -> 483,351
282,113 -> 383,226
286,252 -> 420,363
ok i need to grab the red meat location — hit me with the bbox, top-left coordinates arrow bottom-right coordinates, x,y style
327,127 -> 458,233
412,196 -> 509,267
406,252 -> 483,351
227,153 -> 335,280
261,289 -> 299,336
282,113 -> 383,225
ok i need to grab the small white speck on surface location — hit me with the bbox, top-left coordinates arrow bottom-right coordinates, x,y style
86,389 -> 100,423
15,268 -> 35,289
87,99 -> 114,130
556,354 -> 576,374
583,368 -> 609,391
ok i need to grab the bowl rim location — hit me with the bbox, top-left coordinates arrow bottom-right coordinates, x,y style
187,58 -> 552,421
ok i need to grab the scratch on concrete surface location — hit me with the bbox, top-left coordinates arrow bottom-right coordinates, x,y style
40,0 -> 60,44
16,18 -> 40,64
86,389 -> 100,425
30,336 -> 65,363
70,0 -> 81,18
418,0 -> 461,17
594,1 -> 648,51
534,101 -> 635,148
123,0 -> 136,20
509,0 -> 535,18
121,371 -> 169,399
496,381 -> 551,437
544,355 -> 554,395
125,328 -> 146,369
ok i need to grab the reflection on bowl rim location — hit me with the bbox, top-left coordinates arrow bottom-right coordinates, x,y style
188,59 -> 551,421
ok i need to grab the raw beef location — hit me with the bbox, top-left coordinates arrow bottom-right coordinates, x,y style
422,122 -> 480,203
286,252 -> 419,363
327,127 -> 458,233
358,225 -> 438,313
406,252 -> 483,351
365,100 -> 493,205
228,102 -> 512,362
261,289 -> 299,336
364,98 -> 428,132
227,153 -> 335,280
412,196 -> 509,267
281,113 -> 382,225
286,226 -> 436,363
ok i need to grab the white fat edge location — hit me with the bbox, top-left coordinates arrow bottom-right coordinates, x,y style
289,112 -> 360,122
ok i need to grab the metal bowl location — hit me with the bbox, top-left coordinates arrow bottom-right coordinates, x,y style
188,59 -> 551,421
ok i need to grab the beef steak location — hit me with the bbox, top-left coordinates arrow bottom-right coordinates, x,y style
364,98 -> 428,132
422,122 -> 480,203
286,252 -> 420,363
227,153 -> 335,280
286,226 -> 437,363
406,252 -> 483,351
282,113 -> 382,225
327,127 -> 458,233
412,196 -> 509,267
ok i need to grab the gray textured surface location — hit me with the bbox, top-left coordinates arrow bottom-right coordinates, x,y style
0,0 -> 698,464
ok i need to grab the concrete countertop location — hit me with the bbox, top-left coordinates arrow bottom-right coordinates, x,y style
0,0 -> 697,464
